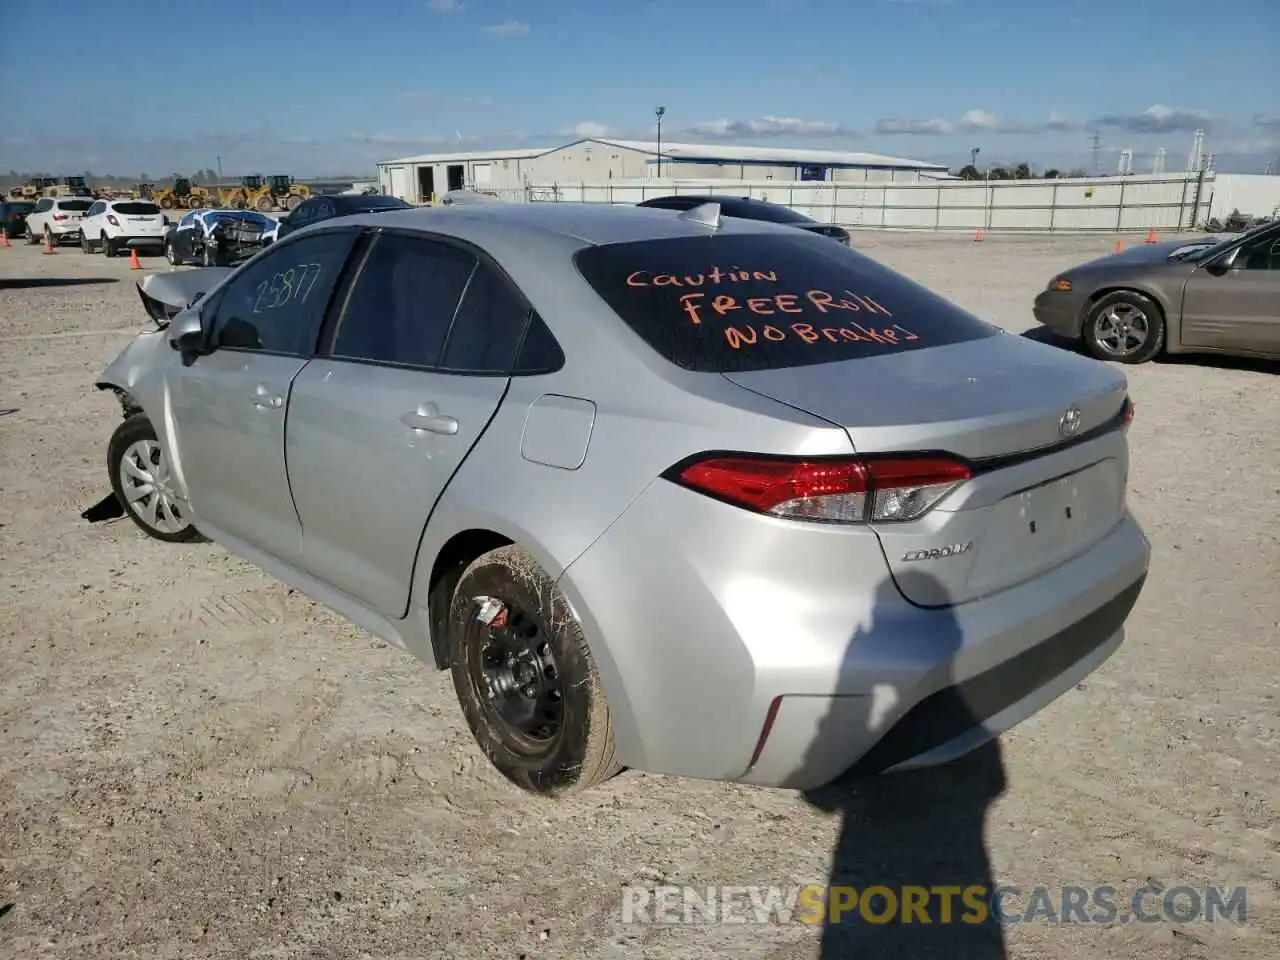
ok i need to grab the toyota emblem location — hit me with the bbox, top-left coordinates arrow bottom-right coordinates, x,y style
1059,406 -> 1083,437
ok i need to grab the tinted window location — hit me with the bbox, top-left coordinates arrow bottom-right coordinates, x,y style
36,199 -> 52,212
440,263 -> 529,373
288,200 -> 316,225
114,201 -> 160,215
209,231 -> 357,356
513,312 -> 565,374
58,199 -> 93,212
340,195 -> 411,212
330,233 -> 475,368
573,232 -> 1001,373
7,203 -> 34,214
719,200 -> 814,224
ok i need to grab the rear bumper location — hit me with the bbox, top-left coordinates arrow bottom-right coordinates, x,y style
1033,290 -> 1088,339
558,479 -> 1150,790
48,223 -> 82,241
118,236 -> 166,248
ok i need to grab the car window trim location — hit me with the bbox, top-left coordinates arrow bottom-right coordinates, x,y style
204,226 -> 365,359
314,225 -> 549,378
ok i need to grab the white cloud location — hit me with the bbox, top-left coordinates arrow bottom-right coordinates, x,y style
685,116 -> 850,138
874,117 -> 953,135
481,20 -> 530,37
958,109 -> 1001,132
1093,104 -> 1214,134
1254,114 -> 1279,128
568,121 -> 610,138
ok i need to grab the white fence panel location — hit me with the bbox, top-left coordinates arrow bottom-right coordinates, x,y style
514,172 -> 1214,233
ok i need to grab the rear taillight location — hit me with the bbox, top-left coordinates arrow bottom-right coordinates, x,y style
666,453 -> 970,524
107,214 -> 120,227
53,213 -> 67,221
1122,396 -> 1135,427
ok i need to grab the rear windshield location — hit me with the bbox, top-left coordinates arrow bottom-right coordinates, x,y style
113,201 -> 160,215
58,200 -> 93,211
573,232 -> 1001,372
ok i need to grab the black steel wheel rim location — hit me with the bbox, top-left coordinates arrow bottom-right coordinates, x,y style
465,596 -> 565,757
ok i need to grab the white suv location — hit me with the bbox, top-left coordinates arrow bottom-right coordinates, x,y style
24,196 -> 95,246
79,199 -> 169,257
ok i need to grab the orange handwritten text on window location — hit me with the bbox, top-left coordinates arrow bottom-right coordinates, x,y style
625,267 -> 779,288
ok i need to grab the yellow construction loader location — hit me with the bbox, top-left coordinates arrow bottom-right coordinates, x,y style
221,174 -> 310,212
152,178 -> 216,210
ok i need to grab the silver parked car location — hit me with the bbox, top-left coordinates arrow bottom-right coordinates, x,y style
1034,219 -> 1280,364
93,202 -> 1151,797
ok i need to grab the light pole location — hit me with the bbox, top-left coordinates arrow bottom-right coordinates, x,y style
655,105 -> 665,178
970,146 -> 980,172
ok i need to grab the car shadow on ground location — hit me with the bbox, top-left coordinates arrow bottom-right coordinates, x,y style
0,277 -> 120,290
1019,326 -> 1279,374
797,573 -> 1008,959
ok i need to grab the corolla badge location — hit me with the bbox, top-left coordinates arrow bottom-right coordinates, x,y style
1059,405 -> 1083,437
902,542 -> 974,562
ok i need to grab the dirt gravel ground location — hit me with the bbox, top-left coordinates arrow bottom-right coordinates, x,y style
1,230 -> 1277,960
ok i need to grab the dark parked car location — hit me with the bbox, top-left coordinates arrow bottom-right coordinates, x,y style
276,193 -> 411,239
636,194 -> 851,245
1033,219 -> 1280,364
164,209 -> 276,266
1,200 -> 36,238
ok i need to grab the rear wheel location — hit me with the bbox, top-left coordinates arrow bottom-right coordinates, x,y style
101,233 -> 117,257
285,194 -> 302,211
255,194 -> 274,212
159,195 -> 174,209
448,545 -> 621,797
80,231 -> 92,254
165,239 -> 179,265
107,413 -> 203,543
1082,290 -> 1165,364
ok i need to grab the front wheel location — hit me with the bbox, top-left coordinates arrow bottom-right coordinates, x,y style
165,239 -> 179,265
107,413 -> 203,543
448,545 -> 621,797
1082,290 -> 1166,364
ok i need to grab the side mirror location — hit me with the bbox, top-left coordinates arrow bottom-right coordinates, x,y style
167,312 -> 208,363
1204,247 -> 1240,276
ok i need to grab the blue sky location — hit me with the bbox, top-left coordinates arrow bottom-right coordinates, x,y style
3,0 -> 1277,177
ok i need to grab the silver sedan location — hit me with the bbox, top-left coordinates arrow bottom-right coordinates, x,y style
93,201 -> 1151,797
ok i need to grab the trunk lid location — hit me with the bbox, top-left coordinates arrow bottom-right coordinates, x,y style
723,334 -> 1131,606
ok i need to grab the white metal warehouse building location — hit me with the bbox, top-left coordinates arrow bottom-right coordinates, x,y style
377,138 -> 949,203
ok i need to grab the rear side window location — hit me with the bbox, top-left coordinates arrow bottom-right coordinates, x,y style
439,263 -> 529,374
58,200 -> 93,212
330,233 -> 476,368
573,232 -> 1001,372
113,202 -> 160,215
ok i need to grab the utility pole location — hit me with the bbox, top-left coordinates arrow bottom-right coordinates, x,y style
1090,130 -> 1101,175
216,155 -> 223,183
654,106 -> 665,178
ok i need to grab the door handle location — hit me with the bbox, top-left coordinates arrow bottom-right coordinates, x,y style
400,403 -> 458,435
250,385 -> 282,409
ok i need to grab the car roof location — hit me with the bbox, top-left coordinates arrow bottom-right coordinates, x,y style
324,200 -> 810,249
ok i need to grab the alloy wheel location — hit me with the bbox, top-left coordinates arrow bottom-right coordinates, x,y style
1092,302 -> 1150,358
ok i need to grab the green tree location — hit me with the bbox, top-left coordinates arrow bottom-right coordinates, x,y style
957,164 -> 982,180
1043,168 -> 1061,179
988,166 -> 1012,180
1014,162 -> 1033,179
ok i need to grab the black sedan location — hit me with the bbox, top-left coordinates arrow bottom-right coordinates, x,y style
636,194 -> 851,245
275,193 -> 411,240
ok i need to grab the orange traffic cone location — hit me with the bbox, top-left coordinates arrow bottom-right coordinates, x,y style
129,248 -> 141,270
974,228 -> 984,242
0,229 -> 10,248
1114,239 -> 1124,253
1144,229 -> 1157,244
42,233 -> 55,254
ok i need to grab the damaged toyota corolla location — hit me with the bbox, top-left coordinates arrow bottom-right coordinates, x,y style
88,202 -> 1151,798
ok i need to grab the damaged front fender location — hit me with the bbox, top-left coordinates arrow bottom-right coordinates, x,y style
137,268 -> 233,326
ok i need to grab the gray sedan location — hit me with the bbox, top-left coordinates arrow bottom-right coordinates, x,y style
92,201 -> 1150,797
1033,220 -> 1280,364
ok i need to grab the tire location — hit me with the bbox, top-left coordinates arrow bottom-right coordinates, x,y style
44,226 -> 54,248
101,233 -> 117,257
256,194 -> 274,213
1081,290 -> 1166,364
165,239 -> 179,265
107,413 -> 203,543
202,243 -> 217,267
285,194 -> 302,211
26,225 -> 39,244
448,545 -> 621,797
80,230 -> 91,254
